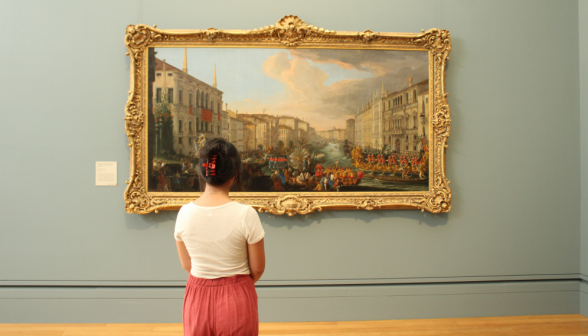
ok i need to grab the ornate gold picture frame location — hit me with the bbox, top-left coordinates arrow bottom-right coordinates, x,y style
124,15 -> 452,215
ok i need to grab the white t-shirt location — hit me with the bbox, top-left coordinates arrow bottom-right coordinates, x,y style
174,201 -> 265,279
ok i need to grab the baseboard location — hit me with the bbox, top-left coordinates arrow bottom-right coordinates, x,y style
0,280 -> 580,323
580,279 -> 588,317
0,273 -> 580,287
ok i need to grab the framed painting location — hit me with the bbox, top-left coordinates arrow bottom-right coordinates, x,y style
124,15 -> 452,215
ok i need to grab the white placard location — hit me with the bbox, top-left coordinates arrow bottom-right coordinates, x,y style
96,161 -> 117,186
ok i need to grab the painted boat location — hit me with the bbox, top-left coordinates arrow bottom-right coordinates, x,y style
342,179 -> 359,186
375,175 -> 427,183
361,170 -> 375,179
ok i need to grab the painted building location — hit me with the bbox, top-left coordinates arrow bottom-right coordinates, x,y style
346,119 -> 355,145
243,121 -> 256,152
355,78 -> 429,154
228,110 -> 244,152
221,108 -> 229,141
381,78 -> 429,153
278,125 -> 296,147
308,127 -> 316,143
152,49 -> 226,157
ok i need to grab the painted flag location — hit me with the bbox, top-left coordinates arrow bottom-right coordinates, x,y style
201,109 -> 212,122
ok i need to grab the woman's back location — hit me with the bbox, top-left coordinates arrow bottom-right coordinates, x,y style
174,201 -> 264,279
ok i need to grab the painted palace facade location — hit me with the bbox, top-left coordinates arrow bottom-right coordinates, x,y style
355,78 -> 429,154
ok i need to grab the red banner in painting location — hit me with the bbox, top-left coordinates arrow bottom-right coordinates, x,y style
201,109 -> 212,122
189,106 -> 193,115
218,113 -> 221,121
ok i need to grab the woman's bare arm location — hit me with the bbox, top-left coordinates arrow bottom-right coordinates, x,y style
176,241 -> 191,274
247,238 -> 265,283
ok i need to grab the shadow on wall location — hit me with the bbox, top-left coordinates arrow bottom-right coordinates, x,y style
124,210 -> 178,230
123,206 -> 449,231
261,209 -> 449,229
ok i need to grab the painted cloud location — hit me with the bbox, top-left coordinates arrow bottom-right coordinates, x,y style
229,49 -> 428,130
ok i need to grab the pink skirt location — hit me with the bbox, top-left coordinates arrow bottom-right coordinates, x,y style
183,274 -> 259,336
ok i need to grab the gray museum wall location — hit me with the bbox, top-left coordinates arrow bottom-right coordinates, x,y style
581,0 -> 588,317
0,0 -> 583,323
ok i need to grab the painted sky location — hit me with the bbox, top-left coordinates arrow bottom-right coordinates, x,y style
154,47 -> 428,130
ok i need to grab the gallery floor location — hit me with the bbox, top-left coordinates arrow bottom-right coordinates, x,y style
1,315 -> 587,335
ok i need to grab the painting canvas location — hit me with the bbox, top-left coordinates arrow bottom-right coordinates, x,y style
124,16 -> 452,214
147,47 -> 430,194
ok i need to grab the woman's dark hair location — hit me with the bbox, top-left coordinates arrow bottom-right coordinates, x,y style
197,138 -> 242,191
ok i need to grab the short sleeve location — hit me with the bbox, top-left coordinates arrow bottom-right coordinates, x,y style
243,206 -> 265,244
174,206 -> 186,241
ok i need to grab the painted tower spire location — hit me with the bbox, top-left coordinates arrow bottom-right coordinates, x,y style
182,48 -> 188,73
213,64 -> 217,88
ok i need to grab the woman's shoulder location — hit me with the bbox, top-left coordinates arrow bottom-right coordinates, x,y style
224,202 -> 259,220
177,202 -> 197,217
228,201 -> 256,214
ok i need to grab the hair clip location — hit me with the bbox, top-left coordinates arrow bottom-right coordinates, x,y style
202,155 -> 218,177
211,155 -> 217,176
202,160 -> 210,177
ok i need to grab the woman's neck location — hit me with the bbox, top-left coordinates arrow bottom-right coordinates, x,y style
193,184 -> 233,207
204,184 -> 230,194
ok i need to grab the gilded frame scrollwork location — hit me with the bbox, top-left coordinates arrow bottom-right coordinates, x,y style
124,15 -> 452,215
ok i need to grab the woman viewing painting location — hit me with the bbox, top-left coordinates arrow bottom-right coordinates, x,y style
174,138 -> 265,336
